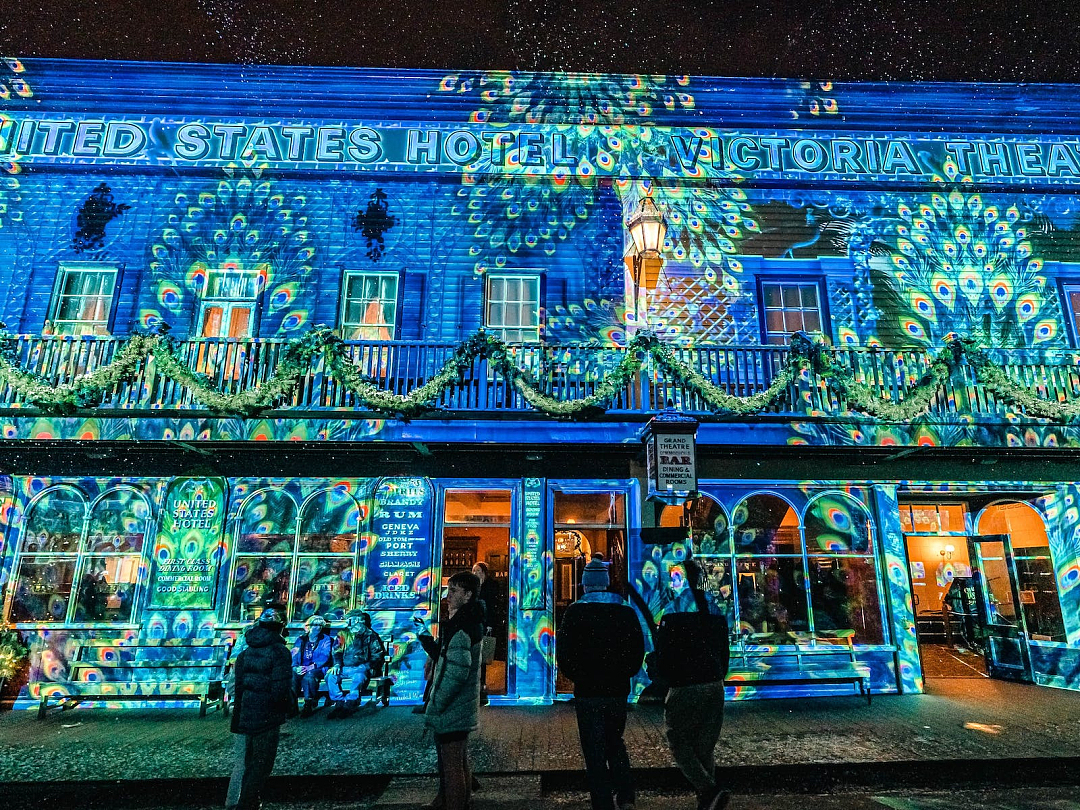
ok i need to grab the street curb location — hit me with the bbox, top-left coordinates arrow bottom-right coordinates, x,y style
2,757 -> 1079,808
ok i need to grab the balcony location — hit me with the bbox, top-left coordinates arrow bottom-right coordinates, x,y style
0,333 -> 1078,424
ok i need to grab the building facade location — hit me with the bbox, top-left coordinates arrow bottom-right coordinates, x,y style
1,58 -> 1080,707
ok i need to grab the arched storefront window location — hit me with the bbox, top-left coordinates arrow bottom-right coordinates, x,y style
805,494 -> 884,644
294,488 -> 361,621
8,486 -> 149,624
657,496 -> 733,617
977,500 -> 1066,642
230,489 -> 298,622
732,493 -> 808,640
229,487 -> 361,623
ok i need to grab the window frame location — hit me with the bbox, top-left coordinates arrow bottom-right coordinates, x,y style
194,266 -> 263,339
4,484 -> 152,628
48,262 -> 121,336
1057,278 -> 1080,347
484,272 -> 543,344
755,275 -> 831,345
225,486 -> 364,626
338,269 -> 402,341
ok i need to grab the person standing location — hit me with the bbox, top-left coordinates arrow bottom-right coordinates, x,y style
655,559 -> 731,810
472,561 -> 498,704
290,614 -> 335,718
556,554 -> 645,810
424,571 -> 485,810
226,605 -> 298,810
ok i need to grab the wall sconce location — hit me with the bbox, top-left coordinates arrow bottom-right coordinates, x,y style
940,544 -> 955,561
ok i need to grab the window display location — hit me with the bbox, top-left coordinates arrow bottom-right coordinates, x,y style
229,486 -> 360,622
8,485 -> 149,625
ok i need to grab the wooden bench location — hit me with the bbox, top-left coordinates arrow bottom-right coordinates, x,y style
313,638 -> 400,710
726,633 -> 872,705
35,638 -> 230,719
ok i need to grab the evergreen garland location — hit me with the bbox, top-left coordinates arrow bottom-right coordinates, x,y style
0,625 -> 27,681
0,325 -> 1079,423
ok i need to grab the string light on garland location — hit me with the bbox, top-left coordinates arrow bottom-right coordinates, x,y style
0,325 -> 1078,423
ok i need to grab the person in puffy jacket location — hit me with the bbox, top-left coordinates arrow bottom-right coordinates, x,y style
227,605 -> 298,810
290,614 -> 335,717
423,571 -> 484,810
326,609 -> 385,718
654,559 -> 731,810
556,554 -> 644,810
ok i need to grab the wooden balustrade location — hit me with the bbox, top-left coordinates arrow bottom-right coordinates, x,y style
0,333 -> 1077,421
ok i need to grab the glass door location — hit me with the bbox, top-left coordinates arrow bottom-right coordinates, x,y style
442,489 -> 512,697
967,535 -> 1032,682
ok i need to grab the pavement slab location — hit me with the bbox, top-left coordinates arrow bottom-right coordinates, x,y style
1,678 -> 1079,797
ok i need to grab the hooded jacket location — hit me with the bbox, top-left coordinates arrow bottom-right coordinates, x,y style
231,624 -> 298,735
334,626 -> 385,669
425,599 -> 484,736
556,591 -> 645,698
654,589 -> 730,688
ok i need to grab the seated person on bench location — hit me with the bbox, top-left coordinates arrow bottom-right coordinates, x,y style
292,614 -> 336,718
327,610 -> 386,719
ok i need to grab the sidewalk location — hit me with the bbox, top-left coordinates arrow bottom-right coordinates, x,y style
2,678 -> 1079,804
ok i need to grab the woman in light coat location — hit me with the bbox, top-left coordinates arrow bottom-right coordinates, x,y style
424,571 -> 484,810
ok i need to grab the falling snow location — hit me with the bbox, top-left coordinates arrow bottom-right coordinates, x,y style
0,0 -> 1078,81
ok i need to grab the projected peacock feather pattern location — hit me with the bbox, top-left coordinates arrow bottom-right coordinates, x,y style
438,72 -> 703,279
1,57 -> 33,176
872,190 -> 1055,347
141,168 -> 316,334
789,81 -> 840,119
437,70 -> 697,126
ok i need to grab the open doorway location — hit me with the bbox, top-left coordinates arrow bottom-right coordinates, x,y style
553,490 -> 628,695
442,489 -> 511,696
901,501 -> 988,679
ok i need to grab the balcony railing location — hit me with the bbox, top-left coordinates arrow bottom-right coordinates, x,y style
2,334 -> 1079,420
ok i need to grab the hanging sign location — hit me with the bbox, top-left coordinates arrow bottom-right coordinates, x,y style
148,477 -> 227,610
521,478 -> 546,610
365,477 -> 434,610
643,413 -> 699,500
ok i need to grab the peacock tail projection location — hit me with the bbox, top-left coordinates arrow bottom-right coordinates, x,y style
438,72 -> 698,278
789,81 -> 841,120
545,298 -> 629,345
142,166 -> 317,335
871,190 -> 1056,348
0,174 -> 21,231
1,56 -> 32,177
451,171 -> 598,277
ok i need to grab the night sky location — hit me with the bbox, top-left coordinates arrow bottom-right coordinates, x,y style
1,0 -> 1079,82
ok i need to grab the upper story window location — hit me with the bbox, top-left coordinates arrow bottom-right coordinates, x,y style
340,271 -> 399,340
758,279 -> 827,345
1060,281 -> 1080,346
197,265 -> 260,339
486,274 -> 541,343
49,263 -> 118,336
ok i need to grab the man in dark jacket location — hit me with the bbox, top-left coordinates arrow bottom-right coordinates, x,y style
227,605 -> 298,810
326,609 -> 385,718
654,560 -> 731,810
556,554 -> 644,810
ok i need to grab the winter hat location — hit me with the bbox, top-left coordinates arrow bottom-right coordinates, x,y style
581,553 -> 610,591
258,606 -> 285,626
